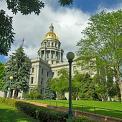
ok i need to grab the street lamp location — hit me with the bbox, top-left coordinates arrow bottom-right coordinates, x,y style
9,76 -> 13,98
66,52 -> 75,119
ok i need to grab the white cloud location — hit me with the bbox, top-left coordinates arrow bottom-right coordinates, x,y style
1,1 -> 90,59
1,1 -> 122,60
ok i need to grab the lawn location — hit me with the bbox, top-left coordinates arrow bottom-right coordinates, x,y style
29,100 -> 122,119
0,103 -> 37,122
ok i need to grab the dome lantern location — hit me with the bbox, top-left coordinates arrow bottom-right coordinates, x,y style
49,23 -> 54,32
44,24 -> 59,41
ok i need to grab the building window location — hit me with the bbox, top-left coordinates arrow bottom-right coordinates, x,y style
52,42 -> 54,47
47,53 -> 49,58
32,67 -> 34,73
52,72 -> 54,76
41,78 -> 43,85
41,68 -> 43,74
51,53 -> 53,58
47,72 -> 49,77
31,77 -> 34,84
52,61 -> 53,64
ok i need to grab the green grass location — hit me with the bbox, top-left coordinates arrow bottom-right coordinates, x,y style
0,103 -> 38,122
29,100 -> 122,119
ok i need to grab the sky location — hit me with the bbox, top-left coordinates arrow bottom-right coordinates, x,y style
0,0 -> 122,62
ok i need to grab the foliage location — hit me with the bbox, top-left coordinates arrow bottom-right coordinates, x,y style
0,10 -> 14,55
25,87 -> 42,99
73,73 -> 96,100
16,101 -> 68,122
4,46 -> 31,98
50,68 -> 96,100
0,97 -> 68,121
6,0 -> 73,15
77,10 -> 122,101
44,79 -> 56,100
59,0 -> 73,6
0,62 -> 5,90
6,0 -> 44,15
50,68 -> 69,99
0,97 -> 94,122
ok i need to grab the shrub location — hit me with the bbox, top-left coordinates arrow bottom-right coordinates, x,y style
16,101 -> 68,122
24,87 -> 42,99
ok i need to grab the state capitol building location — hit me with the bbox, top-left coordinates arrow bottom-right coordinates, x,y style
29,24 -> 94,95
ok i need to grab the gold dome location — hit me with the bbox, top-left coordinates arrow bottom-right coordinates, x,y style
44,24 -> 59,41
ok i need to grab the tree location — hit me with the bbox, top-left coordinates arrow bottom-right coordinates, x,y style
4,46 -> 31,98
59,0 -> 73,6
50,68 -> 68,99
78,73 -> 95,100
72,71 -> 82,99
24,86 -> 42,99
44,78 -> 56,100
0,62 -> 5,90
0,10 -> 14,55
77,10 -> 122,100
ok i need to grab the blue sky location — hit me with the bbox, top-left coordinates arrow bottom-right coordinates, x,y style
0,0 -> 122,63
73,0 -> 122,13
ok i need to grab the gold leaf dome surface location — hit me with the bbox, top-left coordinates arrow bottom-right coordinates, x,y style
44,24 -> 59,41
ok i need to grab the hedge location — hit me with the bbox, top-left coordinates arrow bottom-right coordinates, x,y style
16,101 -> 68,122
0,97 -> 94,122
0,97 -> 67,121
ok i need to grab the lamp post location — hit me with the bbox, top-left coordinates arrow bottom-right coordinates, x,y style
9,76 -> 13,98
66,52 -> 75,119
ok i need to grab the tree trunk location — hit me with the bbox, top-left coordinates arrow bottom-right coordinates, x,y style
114,66 -> 121,101
119,81 -> 122,102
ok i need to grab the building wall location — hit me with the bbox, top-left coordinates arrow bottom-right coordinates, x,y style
0,91 -> 4,97
29,58 -> 52,93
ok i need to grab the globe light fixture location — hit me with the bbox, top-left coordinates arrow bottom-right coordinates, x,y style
66,52 -> 75,119
66,52 -> 75,62
9,76 -> 13,80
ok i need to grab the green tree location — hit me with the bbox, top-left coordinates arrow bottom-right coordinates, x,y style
4,46 -> 31,98
77,10 -> 122,101
0,10 -> 14,55
44,79 -> 56,100
72,71 -> 82,99
78,73 -> 95,100
0,62 -> 5,90
24,86 -> 42,99
50,68 -> 68,99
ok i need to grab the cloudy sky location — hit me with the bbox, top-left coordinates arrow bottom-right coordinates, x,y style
0,0 -> 122,62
